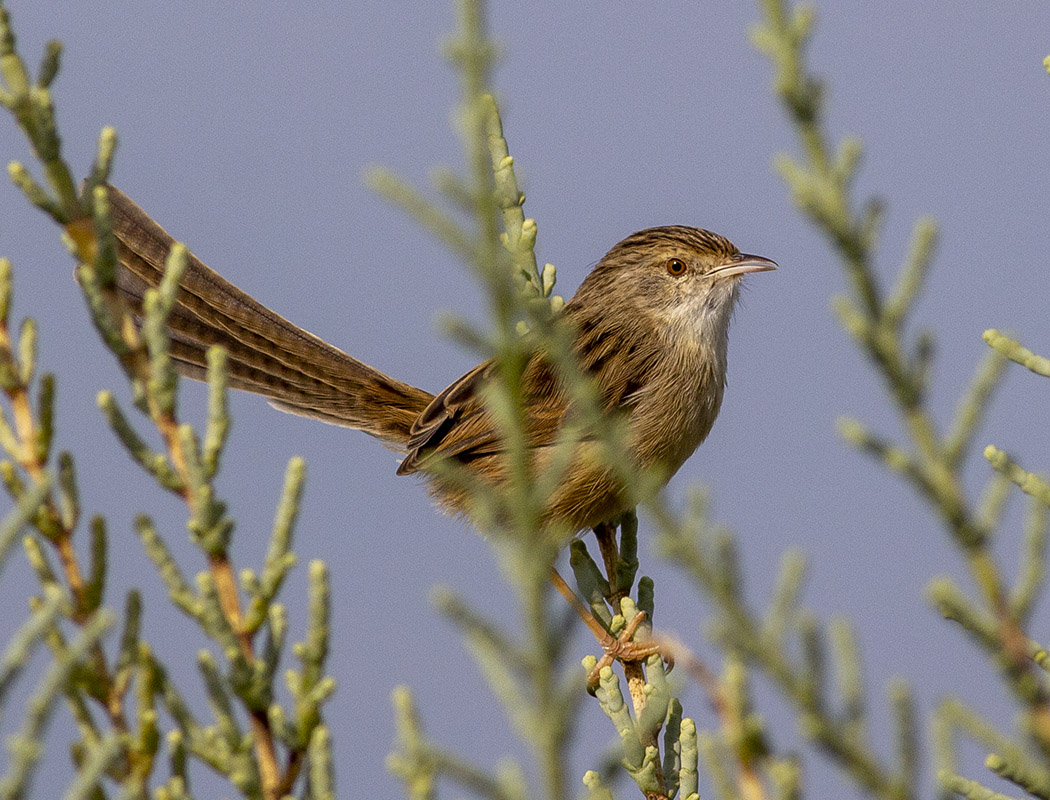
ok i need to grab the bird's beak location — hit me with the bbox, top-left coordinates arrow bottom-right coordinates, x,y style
709,253 -> 778,279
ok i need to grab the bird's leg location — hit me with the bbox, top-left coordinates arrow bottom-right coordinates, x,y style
568,520 -> 673,692
547,566 -> 663,653
548,566 -> 612,643
549,520 -> 678,692
593,521 -> 626,605
549,563 -> 668,690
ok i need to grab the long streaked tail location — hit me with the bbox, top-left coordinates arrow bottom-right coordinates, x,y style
105,185 -> 433,446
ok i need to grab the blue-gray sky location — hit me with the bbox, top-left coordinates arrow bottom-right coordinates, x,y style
2,3 -> 1050,798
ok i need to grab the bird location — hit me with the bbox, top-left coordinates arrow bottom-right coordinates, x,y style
104,184 -> 775,537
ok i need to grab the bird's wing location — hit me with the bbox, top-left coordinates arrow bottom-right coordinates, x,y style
396,356 -> 568,475
396,306 -> 664,475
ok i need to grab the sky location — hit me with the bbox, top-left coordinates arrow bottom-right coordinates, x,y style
1,2 -> 1050,798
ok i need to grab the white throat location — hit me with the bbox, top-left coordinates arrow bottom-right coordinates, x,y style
659,282 -> 739,381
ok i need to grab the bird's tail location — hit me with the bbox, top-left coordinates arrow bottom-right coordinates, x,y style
104,185 -> 433,446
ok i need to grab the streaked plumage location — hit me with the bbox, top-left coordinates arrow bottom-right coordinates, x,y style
106,185 -> 774,534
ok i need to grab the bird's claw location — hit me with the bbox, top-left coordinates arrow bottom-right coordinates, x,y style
585,610 -> 675,694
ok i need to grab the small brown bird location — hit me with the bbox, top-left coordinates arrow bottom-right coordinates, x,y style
106,186 -> 775,535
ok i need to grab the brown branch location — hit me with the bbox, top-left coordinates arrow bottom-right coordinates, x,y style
0,313 -> 134,767
68,221 -> 290,799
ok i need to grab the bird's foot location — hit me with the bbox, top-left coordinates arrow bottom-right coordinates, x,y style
585,610 -> 675,694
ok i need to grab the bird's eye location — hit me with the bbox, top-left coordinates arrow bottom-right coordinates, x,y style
666,258 -> 688,276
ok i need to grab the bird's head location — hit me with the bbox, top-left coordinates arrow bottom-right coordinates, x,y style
571,225 -> 776,348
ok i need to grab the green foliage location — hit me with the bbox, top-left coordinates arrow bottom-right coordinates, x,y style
752,2 -> 1050,799
0,0 -> 1047,799
0,3 -> 333,798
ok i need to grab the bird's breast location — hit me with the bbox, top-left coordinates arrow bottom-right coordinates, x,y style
627,346 -> 727,479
